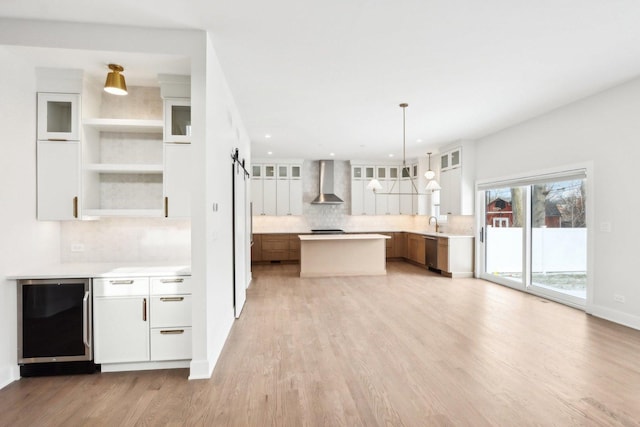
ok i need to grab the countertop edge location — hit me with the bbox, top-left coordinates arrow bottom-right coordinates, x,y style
6,264 -> 191,281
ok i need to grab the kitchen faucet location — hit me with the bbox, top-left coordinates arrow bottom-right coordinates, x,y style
429,216 -> 439,233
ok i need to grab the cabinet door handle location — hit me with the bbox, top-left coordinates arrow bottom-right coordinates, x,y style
164,197 -> 169,218
110,279 -> 134,285
73,196 -> 78,218
143,298 -> 147,321
160,329 -> 184,335
160,278 -> 184,283
160,297 -> 184,302
82,291 -> 90,348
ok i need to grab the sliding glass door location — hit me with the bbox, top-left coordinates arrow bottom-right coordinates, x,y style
530,179 -> 587,302
482,186 -> 527,289
479,170 -> 587,308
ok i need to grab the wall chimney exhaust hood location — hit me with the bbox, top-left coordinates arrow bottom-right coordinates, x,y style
311,160 -> 344,204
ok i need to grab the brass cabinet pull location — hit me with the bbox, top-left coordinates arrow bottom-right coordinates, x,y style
160,297 -> 184,302
164,196 -> 168,218
160,329 -> 184,335
143,298 -> 147,321
110,279 -> 134,285
160,278 -> 184,284
73,196 -> 78,218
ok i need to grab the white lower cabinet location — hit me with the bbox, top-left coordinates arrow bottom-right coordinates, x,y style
93,275 -> 192,368
93,277 -> 150,364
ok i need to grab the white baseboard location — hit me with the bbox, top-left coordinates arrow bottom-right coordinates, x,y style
0,365 -> 20,390
188,310 -> 235,380
100,360 -> 190,373
588,304 -> 640,331
188,358 -> 213,379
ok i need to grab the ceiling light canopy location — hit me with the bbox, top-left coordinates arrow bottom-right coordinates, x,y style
104,64 -> 127,96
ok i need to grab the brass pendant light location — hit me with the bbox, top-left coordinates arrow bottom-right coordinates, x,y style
104,64 -> 128,96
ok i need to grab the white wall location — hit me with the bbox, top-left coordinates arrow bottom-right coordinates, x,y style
476,76 -> 640,329
189,34 -> 252,379
0,47 -> 61,388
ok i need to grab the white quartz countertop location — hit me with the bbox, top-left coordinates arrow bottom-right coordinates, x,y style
6,263 -> 191,280
299,233 -> 391,241
409,231 -> 474,239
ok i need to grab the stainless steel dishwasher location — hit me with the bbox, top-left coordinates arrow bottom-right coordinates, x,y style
425,236 -> 438,270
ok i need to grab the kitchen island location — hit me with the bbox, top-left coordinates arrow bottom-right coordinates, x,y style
298,234 -> 390,278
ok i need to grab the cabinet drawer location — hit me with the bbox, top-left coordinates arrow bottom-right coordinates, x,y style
150,295 -> 192,327
262,249 -> 290,261
93,277 -> 149,297
150,327 -> 192,361
150,276 -> 192,295
261,235 -> 290,250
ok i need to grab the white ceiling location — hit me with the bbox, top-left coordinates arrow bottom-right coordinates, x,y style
3,0 -> 640,161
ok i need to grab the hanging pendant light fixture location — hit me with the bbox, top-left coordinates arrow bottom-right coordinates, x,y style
367,103 -> 427,195
104,64 -> 128,96
424,151 -> 440,191
424,152 -> 436,180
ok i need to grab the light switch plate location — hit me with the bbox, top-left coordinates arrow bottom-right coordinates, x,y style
599,222 -> 612,233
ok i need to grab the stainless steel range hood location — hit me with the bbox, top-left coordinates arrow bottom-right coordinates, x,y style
311,160 -> 344,204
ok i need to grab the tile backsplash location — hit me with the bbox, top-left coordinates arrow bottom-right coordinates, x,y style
61,218 -> 190,263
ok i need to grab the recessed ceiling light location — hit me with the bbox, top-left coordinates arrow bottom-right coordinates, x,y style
267,151 -> 273,155
417,139 -> 423,143
265,134 -> 271,139
389,154 -> 394,157
329,152 -> 335,157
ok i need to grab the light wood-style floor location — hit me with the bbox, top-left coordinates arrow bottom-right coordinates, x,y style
2,262 -> 640,426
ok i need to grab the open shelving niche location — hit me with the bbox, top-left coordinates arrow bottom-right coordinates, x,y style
82,118 -> 165,218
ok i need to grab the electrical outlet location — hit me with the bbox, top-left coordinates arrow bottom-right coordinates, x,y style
600,222 -> 612,233
614,294 -> 625,303
71,243 -> 84,252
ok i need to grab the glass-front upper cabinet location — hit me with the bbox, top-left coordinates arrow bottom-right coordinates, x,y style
291,165 -> 302,179
252,165 -> 262,178
352,166 -> 363,179
164,99 -> 191,143
364,166 -> 375,179
277,165 -> 288,179
37,93 -> 81,141
264,165 -> 276,179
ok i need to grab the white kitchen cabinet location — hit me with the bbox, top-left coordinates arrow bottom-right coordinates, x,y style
164,98 -> 191,143
163,143 -> 191,218
374,166 -> 400,215
438,143 -> 475,216
440,147 -> 461,172
253,162 -> 302,216
93,277 -> 150,364
440,166 -> 462,216
94,275 -> 192,367
351,165 -> 376,215
37,140 -> 80,220
37,93 -> 81,141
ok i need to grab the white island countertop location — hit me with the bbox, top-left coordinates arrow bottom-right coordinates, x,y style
298,233 -> 391,241
6,263 -> 191,280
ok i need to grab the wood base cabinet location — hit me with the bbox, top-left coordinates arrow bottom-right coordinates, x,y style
406,233 -> 426,266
